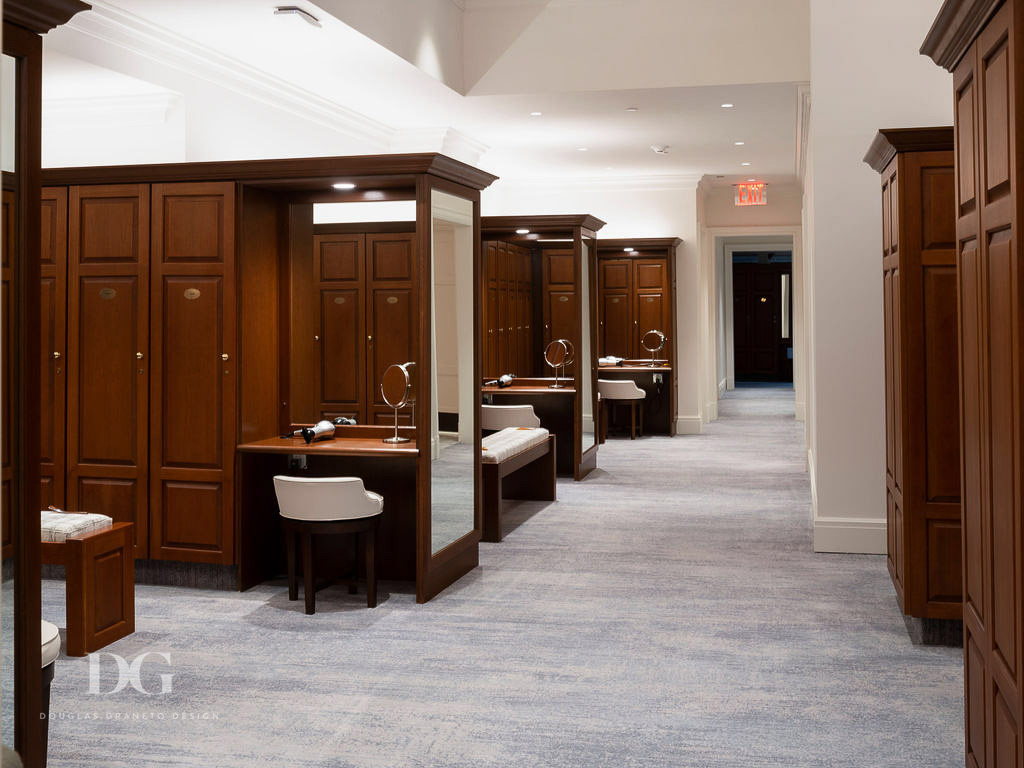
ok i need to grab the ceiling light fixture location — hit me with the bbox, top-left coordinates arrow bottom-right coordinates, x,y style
748,178 -> 756,182
741,162 -> 752,166
623,247 -> 633,252
577,147 -> 588,152
721,103 -> 734,108
650,145 -> 670,155
332,182 -> 356,190
530,111 -> 542,116
516,228 -> 530,235
274,5 -> 321,27
734,141 -> 745,146
630,250 -> 639,255
626,107 -> 639,112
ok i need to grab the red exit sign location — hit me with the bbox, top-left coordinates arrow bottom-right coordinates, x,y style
735,182 -> 767,206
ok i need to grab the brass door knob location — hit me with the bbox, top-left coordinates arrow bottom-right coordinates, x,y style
221,353 -> 230,361
53,351 -> 61,359
313,335 -> 320,341
136,352 -> 144,360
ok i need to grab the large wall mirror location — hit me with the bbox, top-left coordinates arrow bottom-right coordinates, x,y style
580,235 -> 597,455
429,189 -> 476,555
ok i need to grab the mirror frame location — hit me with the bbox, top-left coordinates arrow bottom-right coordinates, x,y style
577,230 -> 599,478
414,177 -> 482,603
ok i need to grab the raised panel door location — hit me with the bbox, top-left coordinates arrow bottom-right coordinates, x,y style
67,184 -> 149,554
635,292 -> 666,357
543,249 -> 577,367
366,233 -> 415,424
40,187 -> 67,509
601,292 -> 630,358
150,183 -> 235,564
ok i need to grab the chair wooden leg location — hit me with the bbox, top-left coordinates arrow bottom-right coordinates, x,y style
302,530 -> 315,615
639,400 -> 644,437
349,533 -> 359,595
285,527 -> 297,602
630,401 -> 637,439
365,526 -> 377,608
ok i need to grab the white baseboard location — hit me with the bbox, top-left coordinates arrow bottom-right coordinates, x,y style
794,399 -> 806,421
704,400 -> 718,422
726,376 -> 735,390
812,517 -> 887,554
675,416 -> 703,435
718,378 -> 727,396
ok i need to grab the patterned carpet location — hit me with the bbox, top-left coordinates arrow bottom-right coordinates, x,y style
40,387 -> 963,767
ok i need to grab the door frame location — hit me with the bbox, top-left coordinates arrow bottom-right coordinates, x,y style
730,255 -> 793,383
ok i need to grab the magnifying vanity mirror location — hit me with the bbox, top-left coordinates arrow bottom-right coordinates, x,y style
544,338 -> 573,388
641,329 -> 667,364
429,189 -> 477,556
380,362 -> 416,444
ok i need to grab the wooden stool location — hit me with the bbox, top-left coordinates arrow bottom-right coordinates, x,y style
273,476 -> 383,614
41,519 -> 135,657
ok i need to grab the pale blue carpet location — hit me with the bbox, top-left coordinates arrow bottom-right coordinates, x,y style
40,388 -> 963,767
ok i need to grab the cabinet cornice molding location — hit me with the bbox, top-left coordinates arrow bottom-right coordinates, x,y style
921,0 -> 1004,71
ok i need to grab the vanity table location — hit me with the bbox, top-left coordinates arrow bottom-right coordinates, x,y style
481,379 -> 576,475
597,364 -> 675,436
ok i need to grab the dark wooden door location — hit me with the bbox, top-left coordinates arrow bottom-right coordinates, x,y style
599,259 -> 631,357
733,261 -> 790,381
2,188 -> 13,558
40,187 -> 67,510
633,259 -> 671,361
515,246 -> 533,376
365,233 -> 416,425
482,241 -> 499,377
313,234 -> 365,423
67,184 -> 150,555
149,182 -> 236,564
542,248 -> 576,374
954,5 -> 1022,765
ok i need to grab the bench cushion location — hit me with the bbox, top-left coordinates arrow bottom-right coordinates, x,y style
41,510 -> 113,543
481,427 -> 550,464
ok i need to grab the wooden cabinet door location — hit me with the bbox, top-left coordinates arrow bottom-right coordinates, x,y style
633,259 -> 671,360
542,249 -> 577,369
599,259 -> 631,357
365,233 -> 416,425
149,182 -> 236,564
955,5 -> 1022,766
482,241 -> 499,377
67,184 -> 150,555
2,189 -> 14,559
515,246 -> 533,376
313,234 -> 365,423
40,187 -> 67,510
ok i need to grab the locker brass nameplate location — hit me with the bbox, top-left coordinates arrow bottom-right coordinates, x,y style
387,296 -> 398,304
559,296 -> 568,302
99,288 -> 116,300
646,297 -> 655,302
611,298 -> 619,303
184,288 -> 201,300
334,297 -> 346,304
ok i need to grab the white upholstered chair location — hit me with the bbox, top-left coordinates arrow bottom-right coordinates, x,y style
272,476 -> 384,613
597,379 -> 646,440
481,404 -> 541,431
41,619 -> 60,766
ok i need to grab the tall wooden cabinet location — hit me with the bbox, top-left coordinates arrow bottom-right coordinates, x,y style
864,128 -> 962,625
596,247 -> 675,361
481,239 -> 534,378
542,248 -> 577,363
310,230 -> 417,424
924,2 -> 1024,764
45,181 -> 237,563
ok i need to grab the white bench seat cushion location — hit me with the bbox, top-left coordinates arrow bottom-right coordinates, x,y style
481,427 -> 549,464
40,510 -> 113,543
41,620 -> 60,667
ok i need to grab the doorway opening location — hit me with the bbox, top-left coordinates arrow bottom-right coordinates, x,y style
732,251 -> 792,384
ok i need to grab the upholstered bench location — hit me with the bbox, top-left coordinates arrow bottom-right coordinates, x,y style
40,510 -> 135,657
481,427 -> 556,542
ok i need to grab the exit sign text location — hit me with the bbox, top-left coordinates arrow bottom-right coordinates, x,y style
735,183 -> 767,206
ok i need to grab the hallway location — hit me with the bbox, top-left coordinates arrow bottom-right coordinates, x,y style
42,388 -> 962,767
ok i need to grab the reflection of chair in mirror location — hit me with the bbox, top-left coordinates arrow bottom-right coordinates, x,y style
640,329 -> 667,364
380,362 -> 416,444
598,379 -> 646,440
481,404 -> 541,431
273,476 -> 384,613
41,619 -> 60,767
481,427 -> 556,542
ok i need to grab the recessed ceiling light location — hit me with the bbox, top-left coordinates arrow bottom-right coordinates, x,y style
604,166 -> 614,170
332,182 -> 356,190
516,228 -> 530,235
623,247 -> 633,252
630,250 -> 639,255
530,111 -> 542,116
741,162 -> 751,166
747,178 -> 756,182
626,107 -> 639,112
577,147 -> 588,152
734,141 -> 745,146
650,145 -> 670,155
274,5 -> 321,27
721,103 -> 734,108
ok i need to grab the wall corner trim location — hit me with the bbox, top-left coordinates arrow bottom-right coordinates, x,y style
812,517 -> 887,555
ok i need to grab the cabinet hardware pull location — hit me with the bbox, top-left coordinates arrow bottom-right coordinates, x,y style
221,353 -> 230,361
136,352 -> 144,360
53,351 -> 61,359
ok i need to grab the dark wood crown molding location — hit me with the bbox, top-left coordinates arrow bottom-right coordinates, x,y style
596,237 -> 683,254
43,153 -> 498,191
481,214 -> 607,235
921,0 -> 1003,71
3,0 -> 90,35
863,127 -> 954,172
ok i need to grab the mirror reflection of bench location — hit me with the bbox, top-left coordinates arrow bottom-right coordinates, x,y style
481,427 -> 556,542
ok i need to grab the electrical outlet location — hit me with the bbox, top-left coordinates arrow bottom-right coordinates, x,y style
653,373 -> 664,384
288,454 -> 308,471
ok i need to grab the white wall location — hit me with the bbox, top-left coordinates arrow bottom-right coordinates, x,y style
483,177 -> 703,434
808,0 -> 952,553
703,182 -> 803,228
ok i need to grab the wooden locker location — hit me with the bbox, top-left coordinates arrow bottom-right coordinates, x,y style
365,233 -> 416,425
40,187 -> 67,510
312,233 -> 365,423
149,182 -> 236,564
599,259 -> 632,357
542,249 -> 577,367
2,188 -> 13,559
516,245 -> 533,376
483,241 -> 500,377
67,184 -> 150,556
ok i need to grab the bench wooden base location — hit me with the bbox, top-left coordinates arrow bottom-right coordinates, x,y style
41,522 -> 135,657
482,435 -> 556,543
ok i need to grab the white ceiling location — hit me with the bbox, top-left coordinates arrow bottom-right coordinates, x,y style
41,0 -> 809,184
